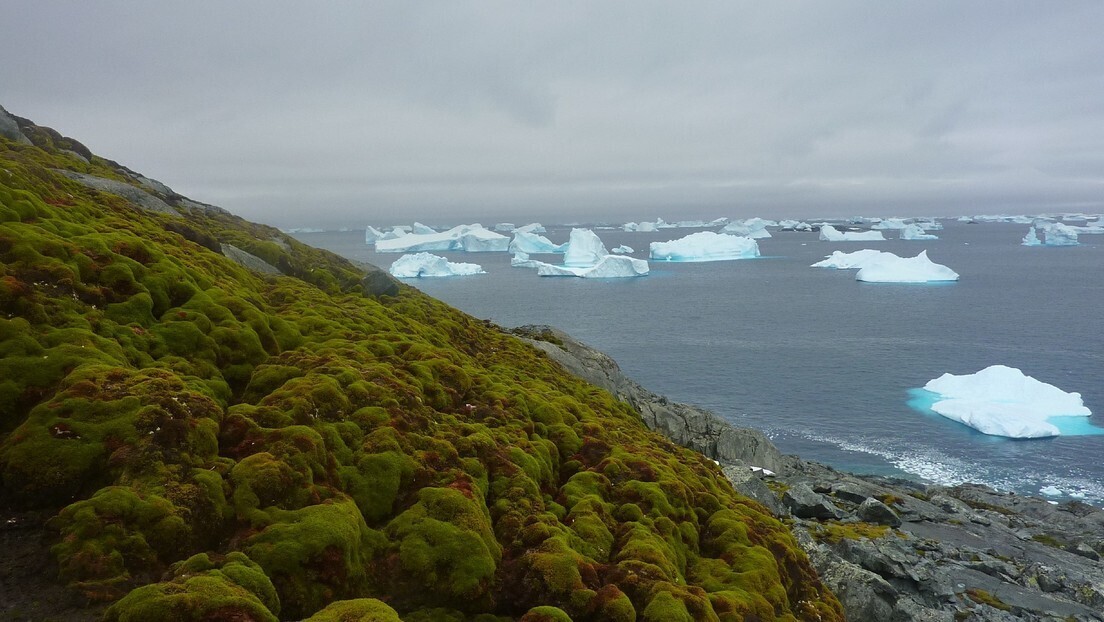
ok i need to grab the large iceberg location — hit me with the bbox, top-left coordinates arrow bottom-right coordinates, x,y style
818,225 -> 886,242
536,254 -> 649,278
811,249 -> 896,269
375,224 -> 510,253
389,253 -> 484,277
364,226 -> 386,244
900,224 -> 939,240
1023,222 -> 1079,246
509,230 -> 567,254
650,231 -> 760,262
921,365 -> 1093,438
563,228 -> 609,267
854,251 -> 959,282
411,222 -> 436,234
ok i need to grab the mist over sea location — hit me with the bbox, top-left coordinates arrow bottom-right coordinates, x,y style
295,220 -> 1104,505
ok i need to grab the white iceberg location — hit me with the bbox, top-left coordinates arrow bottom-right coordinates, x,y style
563,228 -> 609,267
922,365 -> 1092,438
611,245 -> 634,254
536,254 -> 649,278
650,231 -> 760,262
721,219 -> 772,239
515,222 -> 547,234
509,230 -> 567,254
900,224 -> 939,240
389,252 -> 484,278
872,218 -> 909,230
1024,222 -> 1080,246
493,222 -> 516,232
378,227 -> 409,241
854,251 -> 958,282
375,224 -> 510,253
622,222 -> 638,232
811,249 -> 896,269
637,221 -> 658,232
510,252 -> 543,269
818,225 -> 886,242
365,226 -> 386,244
412,222 -> 436,234
779,220 -> 814,231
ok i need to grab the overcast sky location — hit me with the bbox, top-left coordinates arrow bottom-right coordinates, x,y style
3,1 -> 1103,227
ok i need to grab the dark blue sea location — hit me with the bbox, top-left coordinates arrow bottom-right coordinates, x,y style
294,221 -> 1104,505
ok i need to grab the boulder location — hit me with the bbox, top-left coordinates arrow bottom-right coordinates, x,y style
783,484 -> 844,520
858,497 -> 902,527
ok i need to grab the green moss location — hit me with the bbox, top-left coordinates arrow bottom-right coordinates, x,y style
303,598 -> 401,621
519,605 -> 574,622
808,520 -> 891,545
965,588 -> 1012,611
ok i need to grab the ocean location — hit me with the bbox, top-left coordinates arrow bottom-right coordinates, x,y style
293,220 -> 1104,505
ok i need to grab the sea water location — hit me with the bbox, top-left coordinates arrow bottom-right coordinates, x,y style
295,221 -> 1104,505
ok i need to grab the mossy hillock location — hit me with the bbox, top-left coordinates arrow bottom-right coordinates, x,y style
0,108 -> 843,621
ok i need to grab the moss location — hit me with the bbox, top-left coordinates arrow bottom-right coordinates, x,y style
965,588 -> 1012,611
808,520 -> 891,545
519,605 -> 574,622
303,598 -> 401,621
1030,533 -> 1065,549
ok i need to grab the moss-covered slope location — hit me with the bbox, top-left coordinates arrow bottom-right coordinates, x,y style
0,111 -> 842,621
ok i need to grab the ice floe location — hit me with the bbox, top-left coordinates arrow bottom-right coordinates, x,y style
854,251 -> 958,282
375,224 -> 510,253
536,254 -> 649,278
900,224 -> 939,240
611,245 -> 634,254
920,365 -> 1093,438
389,252 -> 485,277
650,231 -> 760,262
818,225 -> 886,242
509,230 -> 567,254
811,249 -> 896,269
1023,222 -> 1079,246
721,219 -> 772,238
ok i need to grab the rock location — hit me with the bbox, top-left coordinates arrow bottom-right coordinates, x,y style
784,484 -> 845,520
1067,542 -> 1100,561
832,482 -> 872,504
858,497 -> 902,527
360,266 -> 401,297
54,169 -> 177,215
722,465 -> 784,516
0,105 -> 32,145
221,244 -> 282,275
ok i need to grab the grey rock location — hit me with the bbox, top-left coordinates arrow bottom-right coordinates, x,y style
220,244 -> 282,275
176,197 -> 231,215
784,483 -> 845,520
722,464 -> 784,516
60,149 -> 89,164
54,170 -> 176,215
361,266 -> 401,297
1068,542 -> 1100,561
858,497 -> 902,527
0,105 -> 31,145
135,174 -> 173,196
832,481 -> 872,504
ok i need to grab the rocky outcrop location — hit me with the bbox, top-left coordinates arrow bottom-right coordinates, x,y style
220,244 -> 283,275
0,105 -> 32,145
54,169 -> 177,215
527,327 -> 1104,621
513,325 -> 784,472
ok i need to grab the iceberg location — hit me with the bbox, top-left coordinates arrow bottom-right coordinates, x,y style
921,365 -> 1093,438
1024,222 -> 1079,246
389,252 -> 484,278
819,225 -> 886,242
375,224 -> 510,253
622,222 -> 638,232
364,226 -> 386,244
509,230 -> 567,254
637,221 -> 658,232
650,231 -> 760,262
854,251 -> 958,282
611,245 -> 634,254
515,222 -> 547,234
779,220 -> 814,231
510,252 -> 544,269
900,224 -> 939,240
872,218 -> 909,230
536,254 -> 649,278
811,249 -> 895,269
378,227 -> 409,241
493,222 -> 516,232
411,222 -> 436,235
563,228 -> 610,267
721,219 -> 772,239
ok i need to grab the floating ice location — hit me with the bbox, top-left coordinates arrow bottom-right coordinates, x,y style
872,218 -> 909,230
900,224 -> 939,240
378,227 -> 409,241
365,226 -> 386,244
1040,485 -> 1063,496
721,219 -> 772,238
536,254 -> 649,278
811,249 -> 896,269
611,245 -> 634,254
855,251 -> 958,282
650,231 -> 760,262
779,220 -> 813,231
411,222 -> 436,234
818,225 -> 886,242
510,252 -> 543,269
563,228 -> 610,267
510,230 -> 566,254
375,224 -> 510,253
920,365 -> 1094,438
1024,222 -> 1079,246
389,253 -> 484,277
515,222 -> 547,234
493,222 -> 516,232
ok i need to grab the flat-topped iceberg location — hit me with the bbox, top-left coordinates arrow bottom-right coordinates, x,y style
611,245 -> 634,254
1023,222 -> 1079,246
536,254 -> 649,278
493,222 -> 515,232
389,252 -> 484,277
854,251 -> 959,282
515,222 -> 547,234
510,252 -> 543,268
921,365 -> 1093,438
721,219 -> 772,238
819,225 -> 886,242
650,231 -> 760,262
510,230 -> 566,254
872,218 -> 909,230
811,249 -> 896,269
375,224 -> 510,253
900,224 -> 939,240
779,220 -> 813,231
563,228 -> 609,267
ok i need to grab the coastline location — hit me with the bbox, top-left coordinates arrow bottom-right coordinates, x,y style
515,325 -> 1104,621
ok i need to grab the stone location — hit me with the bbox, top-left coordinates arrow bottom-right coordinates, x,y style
858,497 -> 902,527
784,484 -> 845,520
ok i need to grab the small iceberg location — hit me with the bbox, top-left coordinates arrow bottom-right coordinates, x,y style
365,226 -> 386,244
536,254 -> 649,278
389,253 -> 485,278
779,220 -> 813,231
819,225 -> 886,242
721,219 -> 772,239
563,228 -> 609,267
916,365 -> 1095,438
650,231 -> 760,262
375,224 -> 510,253
510,230 -> 567,254
854,251 -> 958,282
493,222 -> 516,232
515,222 -> 547,234
872,218 -> 909,230
510,252 -> 543,269
900,224 -> 939,240
1023,222 -> 1079,246
611,245 -> 634,254
811,249 -> 896,269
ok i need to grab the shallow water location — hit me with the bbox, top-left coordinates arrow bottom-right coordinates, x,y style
296,221 -> 1104,505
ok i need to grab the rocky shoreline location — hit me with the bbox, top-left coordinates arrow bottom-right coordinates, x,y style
515,325 -> 1104,622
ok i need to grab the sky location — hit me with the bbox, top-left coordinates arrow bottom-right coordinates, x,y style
3,1 -> 1103,228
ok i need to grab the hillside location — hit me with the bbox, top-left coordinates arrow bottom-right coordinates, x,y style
0,106 -> 842,621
